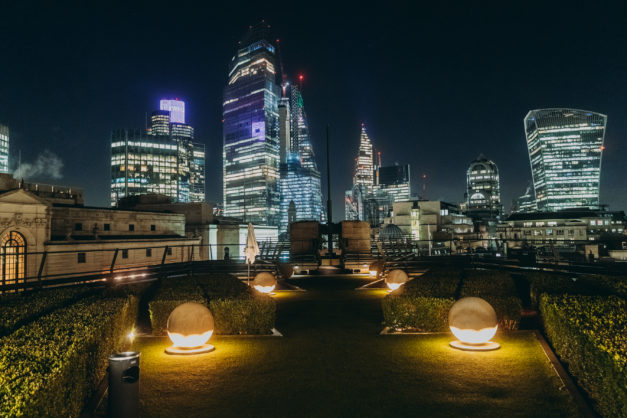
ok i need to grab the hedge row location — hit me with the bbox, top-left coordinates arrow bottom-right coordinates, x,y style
382,295 -> 454,331
0,293 -> 138,417
0,286 -> 93,336
529,273 -> 627,309
149,274 -> 276,335
539,294 -> 626,417
382,269 -> 460,331
383,268 -> 522,331
460,270 -> 521,330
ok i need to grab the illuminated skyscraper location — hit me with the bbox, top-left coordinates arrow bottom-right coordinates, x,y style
464,154 -> 501,219
160,99 -> 185,124
223,24 -> 281,225
346,124 -> 375,220
0,124 -> 8,174
278,84 -> 323,233
525,109 -> 606,212
110,102 -> 205,205
354,124 -> 374,189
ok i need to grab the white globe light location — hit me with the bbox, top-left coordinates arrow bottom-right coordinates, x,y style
253,272 -> 277,294
448,297 -> 500,351
385,269 -> 408,291
166,302 -> 215,354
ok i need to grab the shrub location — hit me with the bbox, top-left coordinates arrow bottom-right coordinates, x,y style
539,294 -> 626,417
404,268 -> 461,298
0,286 -> 93,336
0,293 -> 138,417
149,274 -> 276,335
382,294 -> 454,331
210,295 -> 276,334
528,272 -> 618,309
460,270 -> 521,329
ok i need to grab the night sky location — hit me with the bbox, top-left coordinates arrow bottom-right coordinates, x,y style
1,1 -> 626,220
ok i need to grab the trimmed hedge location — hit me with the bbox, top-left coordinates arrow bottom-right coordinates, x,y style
210,295 -> 276,334
149,274 -> 276,335
382,268 -> 460,331
0,286 -> 93,336
539,294 -> 626,417
460,270 -> 522,330
382,295 -> 454,331
0,293 -> 138,417
383,268 -> 522,331
528,272 -> 619,309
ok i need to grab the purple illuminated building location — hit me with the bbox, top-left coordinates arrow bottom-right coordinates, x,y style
160,99 -> 186,124
222,23 -> 280,226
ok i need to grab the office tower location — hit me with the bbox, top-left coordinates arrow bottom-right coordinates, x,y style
278,84 -> 324,233
346,124 -> 375,221
464,154 -> 501,219
223,23 -> 281,225
0,124 -> 8,174
375,164 -> 411,203
525,109 -> 606,212
110,101 -> 206,205
160,99 -> 185,124
110,129 -> 179,204
354,124 -> 374,189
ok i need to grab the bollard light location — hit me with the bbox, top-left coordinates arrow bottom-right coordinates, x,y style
253,272 -> 277,294
165,302 -> 215,354
448,297 -> 500,351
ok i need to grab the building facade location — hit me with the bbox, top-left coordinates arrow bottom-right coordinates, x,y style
464,154 -> 501,220
346,124 -> 375,221
0,124 -> 8,174
223,24 -> 281,226
110,101 -> 205,206
525,109 -> 606,212
278,84 -> 324,234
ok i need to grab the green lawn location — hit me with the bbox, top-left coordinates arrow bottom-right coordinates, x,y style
119,276 -> 580,417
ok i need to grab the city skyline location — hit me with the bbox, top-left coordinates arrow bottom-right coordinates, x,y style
2,3 -> 627,219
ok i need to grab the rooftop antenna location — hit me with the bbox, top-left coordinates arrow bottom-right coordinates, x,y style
421,173 -> 428,200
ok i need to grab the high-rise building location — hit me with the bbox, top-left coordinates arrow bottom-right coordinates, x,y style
525,109 -> 606,212
160,99 -> 185,124
346,124 -> 375,221
464,154 -> 501,220
223,24 -> 281,225
278,84 -> 324,234
0,124 -> 8,174
375,164 -> 411,203
354,124 -> 374,189
110,101 -> 205,205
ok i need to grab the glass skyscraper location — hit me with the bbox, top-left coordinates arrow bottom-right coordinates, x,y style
464,154 -> 501,219
278,84 -> 324,234
0,124 -> 8,174
223,24 -> 280,226
111,100 -> 205,205
525,109 -> 606,212
346,124 -> 374,221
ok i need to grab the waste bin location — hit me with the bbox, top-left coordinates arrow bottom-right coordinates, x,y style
108,351 -> 140,418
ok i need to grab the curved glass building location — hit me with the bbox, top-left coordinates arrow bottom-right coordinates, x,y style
524,109 -> 606,212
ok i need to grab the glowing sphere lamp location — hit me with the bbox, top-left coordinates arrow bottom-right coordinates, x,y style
253,272 -> 277,294
165,302 -> 215,355
448,297 -> 500,351
385,269 -> 409,291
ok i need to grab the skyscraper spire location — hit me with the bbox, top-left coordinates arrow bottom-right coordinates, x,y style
353,124 -> 374,190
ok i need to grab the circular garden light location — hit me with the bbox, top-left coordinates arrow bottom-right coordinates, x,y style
253,272 -> 277,294
385,269 -> 408,291
448,297 -> 500,351
165,302 -> 215,355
